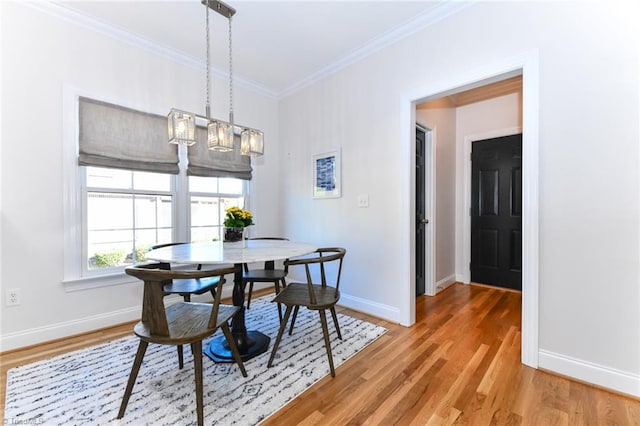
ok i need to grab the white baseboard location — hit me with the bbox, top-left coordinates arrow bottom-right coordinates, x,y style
539,349 -> 640,398
455,273 -> 469,284
0,283 -> 263,353
1,306 -> 141,352
338,293 -> 400,323
435,274 -> 456,293
284,271 -> 399,323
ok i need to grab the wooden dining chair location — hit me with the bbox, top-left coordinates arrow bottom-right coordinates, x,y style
118,263 -> 247,426
150,242 -> 226,369
149,242 -> 220,302
267,247 -> 346,377
242,237 -> 289,321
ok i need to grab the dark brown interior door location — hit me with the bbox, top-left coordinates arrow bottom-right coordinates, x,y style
471,134 -> 522,291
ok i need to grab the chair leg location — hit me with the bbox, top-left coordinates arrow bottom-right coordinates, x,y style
177,345 -> 184,369
182,294 -> 192,302
221,322 -> 248,377
209,288 -> 216,300
247,282 -> 254,309
268,305 -> 293,368
288,305 -> 300,335
330,307 -> 342,340
191,341 -> 204,426
117,340 -> 148,419
274,280 -> 284,322
319,310 -> 336,377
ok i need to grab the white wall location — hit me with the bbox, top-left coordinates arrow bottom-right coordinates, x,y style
278,1 -> 640,396
0,2 -> 280,349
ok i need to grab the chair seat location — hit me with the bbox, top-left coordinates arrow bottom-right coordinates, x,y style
162,277 -> 220,295
134,302 -> 240,345
243,269 -> 287,281
273,283 -> 340,310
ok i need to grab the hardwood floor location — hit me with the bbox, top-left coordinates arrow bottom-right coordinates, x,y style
2,284 -> 639,424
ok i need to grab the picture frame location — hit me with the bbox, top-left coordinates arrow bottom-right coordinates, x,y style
312,148 -> 341,199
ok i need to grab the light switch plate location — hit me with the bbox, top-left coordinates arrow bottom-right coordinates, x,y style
357,194 -> 369,208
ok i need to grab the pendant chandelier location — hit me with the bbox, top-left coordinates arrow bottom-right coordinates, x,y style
168,0 -> 264,157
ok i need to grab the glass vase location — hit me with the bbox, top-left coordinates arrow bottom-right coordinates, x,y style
223,227 -> 247,248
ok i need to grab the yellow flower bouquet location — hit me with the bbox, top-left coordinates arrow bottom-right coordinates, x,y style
223,206 -> 254,228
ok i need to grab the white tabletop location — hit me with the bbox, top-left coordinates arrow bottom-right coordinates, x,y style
146,240 -> 317,265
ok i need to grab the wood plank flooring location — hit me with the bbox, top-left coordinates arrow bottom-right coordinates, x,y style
2,283 -> 640,424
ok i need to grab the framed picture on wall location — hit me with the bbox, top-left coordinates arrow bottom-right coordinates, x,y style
312,149 -> 341,199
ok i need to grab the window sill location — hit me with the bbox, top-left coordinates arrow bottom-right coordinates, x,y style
63,272 -> 137,292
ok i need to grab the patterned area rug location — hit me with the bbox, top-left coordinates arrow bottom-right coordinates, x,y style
4,297 -> 386,425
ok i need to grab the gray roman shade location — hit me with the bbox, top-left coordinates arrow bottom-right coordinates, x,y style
78,97 -> 179,174
187,126 -> 253,180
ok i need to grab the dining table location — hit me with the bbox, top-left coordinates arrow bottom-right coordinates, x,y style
146,239 -> 317,362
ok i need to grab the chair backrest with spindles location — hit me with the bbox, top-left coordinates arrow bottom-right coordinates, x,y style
285,247 -> 345,305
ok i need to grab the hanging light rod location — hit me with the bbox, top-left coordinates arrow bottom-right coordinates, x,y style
201,0 -> 236,18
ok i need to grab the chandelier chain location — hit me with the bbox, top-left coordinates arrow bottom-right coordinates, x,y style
228,15 -> 234,122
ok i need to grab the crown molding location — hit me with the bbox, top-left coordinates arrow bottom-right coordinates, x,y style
277,1 -> 475,99
22,0 -> 279,99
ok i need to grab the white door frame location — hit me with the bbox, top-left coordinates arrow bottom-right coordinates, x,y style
401,49 -> 539,368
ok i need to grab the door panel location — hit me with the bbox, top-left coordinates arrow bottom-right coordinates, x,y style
471,134 -> 522,291
479,169 -> 499,216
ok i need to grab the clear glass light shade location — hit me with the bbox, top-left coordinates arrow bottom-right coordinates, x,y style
207,120 -> 235,152
240,129 -> 264,157
168,109 -> 196,146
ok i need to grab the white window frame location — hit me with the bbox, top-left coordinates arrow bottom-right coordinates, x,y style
62,87 -> 247,291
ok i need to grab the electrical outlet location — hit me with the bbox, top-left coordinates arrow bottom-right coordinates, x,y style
6,288 -> 21,306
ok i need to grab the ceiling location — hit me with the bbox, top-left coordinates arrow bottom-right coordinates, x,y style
48,1 -> 470,97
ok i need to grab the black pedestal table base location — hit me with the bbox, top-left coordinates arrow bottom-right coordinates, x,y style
205,262 -> 270,362
204,331 -> 270,362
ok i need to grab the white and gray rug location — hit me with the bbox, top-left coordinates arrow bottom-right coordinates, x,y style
4,296 -> 386,425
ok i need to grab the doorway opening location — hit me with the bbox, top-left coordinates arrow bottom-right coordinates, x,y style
404,50 -> 539,368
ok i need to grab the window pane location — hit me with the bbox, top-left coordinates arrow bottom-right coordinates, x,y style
219,178 -> 243,194
135,195 -> 172,229
190,195 -> 243,243
189,176 -> 219,193
86,167 -> 132,189
191,196 -> 220,227
221,197 -> 244,211
87,193 -> 133,269
191,196 -> 221,242
133,170 -> 171,192
87,193 -> 133,231
192,226 -> 221,243
87,192 -> 173,270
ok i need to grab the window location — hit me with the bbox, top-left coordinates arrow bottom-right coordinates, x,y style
82,167 -> 245,275
63,93 -> 250,289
